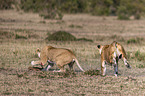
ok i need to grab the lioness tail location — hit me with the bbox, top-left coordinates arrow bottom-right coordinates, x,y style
74,58 -> 85,72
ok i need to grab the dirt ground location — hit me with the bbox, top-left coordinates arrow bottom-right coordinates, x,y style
0,10 -> 145,95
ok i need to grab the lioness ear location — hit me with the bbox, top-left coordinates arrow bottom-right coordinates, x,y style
97,45 -> 101,49
36,48 -> 40,52
119,54 -> 122,59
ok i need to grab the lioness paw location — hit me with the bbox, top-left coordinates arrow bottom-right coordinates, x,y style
31,61 -> 35,65
114,74 -> 118,77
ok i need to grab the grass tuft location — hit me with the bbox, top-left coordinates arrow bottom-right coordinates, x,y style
3,92 -> 12,95
134,50 -> 145,61
60,69 -> 76,78
69,24 -> 83,28
77,38 -> 93,42
28,88 -> 34,92
137,64 -> 145,68
127,38 -> 143,44
0,31 -> 14,39
29,68 -> 76,78
83,69 -> 100,76
15,34 -> 27,39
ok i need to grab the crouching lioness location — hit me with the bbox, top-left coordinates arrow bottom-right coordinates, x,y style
97,41 -> 131,77
31,46 -> 85,72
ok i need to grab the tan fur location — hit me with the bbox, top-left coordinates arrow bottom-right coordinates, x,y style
97,41 -> 131,76
31,46 -> 85,72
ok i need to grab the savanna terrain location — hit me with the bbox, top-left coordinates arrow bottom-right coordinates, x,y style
0,10 -> 145,95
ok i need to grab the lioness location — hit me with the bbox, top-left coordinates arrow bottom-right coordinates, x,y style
97,41 -> 131,76
31,46 -> 85,72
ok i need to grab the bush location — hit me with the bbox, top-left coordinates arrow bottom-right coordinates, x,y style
18,0 -> 145,19
0,0 -> 14,9
46,31 -> 77,41
91,6 -> 110,16
90,0 -> 113,16
117,0 -> 145,20
40,8 -> 63,20
117,6 -> 130,20
46,31 -> 93,42
20,0 -> 63,20
60,0 -> 89,13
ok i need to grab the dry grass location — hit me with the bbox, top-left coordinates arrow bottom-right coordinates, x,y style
0,10 -> 145,95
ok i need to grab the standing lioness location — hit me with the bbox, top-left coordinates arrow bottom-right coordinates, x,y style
97,41 -> 131,76
31,46 -> 85,72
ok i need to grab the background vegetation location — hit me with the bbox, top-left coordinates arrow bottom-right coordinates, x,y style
1,0 -> 145,20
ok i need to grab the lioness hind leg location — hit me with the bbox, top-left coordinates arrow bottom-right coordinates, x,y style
68,61 -> 75,71
123,58 -> 131,68
113,57 -> 118,77
113,63 -> 118,77
101,61 -> 106,76
53,65 -> 65,72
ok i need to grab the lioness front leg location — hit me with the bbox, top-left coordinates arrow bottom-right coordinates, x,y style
113,63 -> 118,77
41,60 -> 55,71
41,64 -> 52,71
31,61 -> 41,66
31,60 -> 44,68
